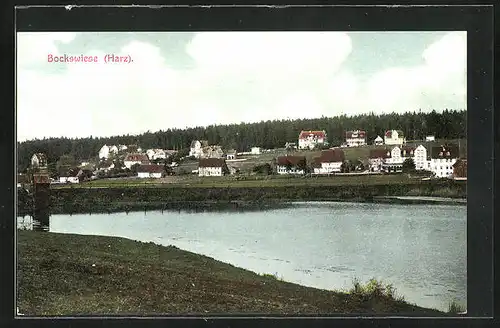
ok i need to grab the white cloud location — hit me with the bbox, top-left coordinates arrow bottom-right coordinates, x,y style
360,31 -> 467,114
16,31 -> 466,141
17,32 -> 77,68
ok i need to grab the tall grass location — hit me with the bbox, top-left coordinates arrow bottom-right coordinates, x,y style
447,300 -> 465,314
348,278 -> 405,302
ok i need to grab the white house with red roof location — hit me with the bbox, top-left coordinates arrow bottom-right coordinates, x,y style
311,149 -> 345,174
298,130 -> 327,150
345,130 -> 367,147
384,130 -> 406,145
137,164 -> 165,178
124,153 -> 150,169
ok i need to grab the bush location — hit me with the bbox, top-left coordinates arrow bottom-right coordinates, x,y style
447,300 -> 465,314
349,278 -> 405,302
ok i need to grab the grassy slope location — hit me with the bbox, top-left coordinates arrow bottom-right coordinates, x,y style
52,174 -> 424,189
17,231 -> 446,316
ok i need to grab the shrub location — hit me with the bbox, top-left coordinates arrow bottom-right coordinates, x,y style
447,300 -> 465,314
349,278 -> 405,302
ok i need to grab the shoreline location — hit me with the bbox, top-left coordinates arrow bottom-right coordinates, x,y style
18,181 -> 466,215
17,230 -> 450,316
18,197 -> 466,217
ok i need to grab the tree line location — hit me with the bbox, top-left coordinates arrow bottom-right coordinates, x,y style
17,109 -> 466,172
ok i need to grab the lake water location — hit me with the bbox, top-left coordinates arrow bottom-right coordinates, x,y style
17,201 -> 467,312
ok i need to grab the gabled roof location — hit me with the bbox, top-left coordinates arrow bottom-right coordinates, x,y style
385,130 -> 404,138
430,145 -> 459,158
137,164 -> 165,173
345,130 -> 366,139
124,153 -> 150,162
452,159 -> 467,168
276,155 -> 307,166
374,135 -> 383,141
199,158 -> 227,168
314,149 -> 345,164
32,153 -> 47,162
298,130 -> 326,139
401,147 -> 415,157
369,148 -> 391,159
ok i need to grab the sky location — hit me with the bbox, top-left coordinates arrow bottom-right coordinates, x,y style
16,31 -> 467,142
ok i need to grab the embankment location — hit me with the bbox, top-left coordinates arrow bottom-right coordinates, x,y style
17,180 -> 466,215
17,230 -> 447,316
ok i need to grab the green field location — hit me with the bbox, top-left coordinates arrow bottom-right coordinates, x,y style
52,173 -> 422,189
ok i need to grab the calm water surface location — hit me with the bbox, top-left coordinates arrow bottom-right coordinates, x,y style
18,201 -> 466,312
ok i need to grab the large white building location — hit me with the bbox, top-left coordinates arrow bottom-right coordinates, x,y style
428,145 -> 459,178
384,130 -> 406,146
345,130 -> 367,147
298,130 -> 327,150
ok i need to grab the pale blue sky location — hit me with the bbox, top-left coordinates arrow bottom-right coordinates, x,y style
17,31 -> 466,141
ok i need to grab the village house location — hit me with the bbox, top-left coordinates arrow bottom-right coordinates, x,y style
124,153 -> 150,169
345,130 -> 367,147
298,130 -> 327,150
311,149 -> 345,174
198,158 -> 229,177
373,135 -> 384,146
59,167 -> 80,184
381,146 -> 404,173
189,140 -> 209,158
146,148 -> 167,161
76,169 -> 94,182
31,153 -> 48,169
118,145 -> 128,151
428,145 -> 459,178
425,135 -> 436,142
368,148 -> 391,173
384,130 -> 406,146
99,145 -> 110,160
452,159 -> 467,180
251,147 -> 261,155
275,155 -> 307,175
226,149 -> 237,160
203,145 -> 224,159
413,145 -> 429,171
137,164 -> 165,178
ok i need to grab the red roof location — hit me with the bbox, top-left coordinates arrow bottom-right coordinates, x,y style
125,153 -> 150,163
199,158 -> 227,168
314,149 -> 345,163
385,130 -> 404,138
298,130 -> 326,139
345,130 -> 366,139
276,155 -> 306,166
137,165 -> 165,173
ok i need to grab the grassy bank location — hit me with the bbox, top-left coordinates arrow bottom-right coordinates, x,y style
17,231 -> 447,316
17,177 -> 466,215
